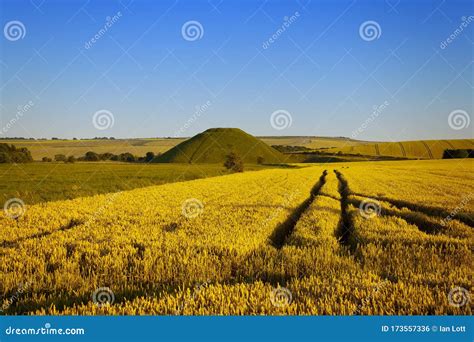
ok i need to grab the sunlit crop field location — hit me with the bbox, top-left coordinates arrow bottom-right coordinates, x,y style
319,139 -> 474,159
1,159 -> 472,315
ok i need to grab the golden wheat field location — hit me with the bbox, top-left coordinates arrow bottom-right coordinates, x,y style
0,159 -> 472,315
319,139 -> 474,159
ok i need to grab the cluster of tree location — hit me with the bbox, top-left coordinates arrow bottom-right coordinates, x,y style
46,151 -> 159,163
0,137 -> 117,141
442,149 -> 474,159
0,137 -> 36,140
43,155 -> 74,163
224,152 -> 244,172
0,143 -> 33,163
271,145 -> 312,153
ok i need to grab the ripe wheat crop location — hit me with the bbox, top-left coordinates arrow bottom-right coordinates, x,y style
0,160 -> 472,315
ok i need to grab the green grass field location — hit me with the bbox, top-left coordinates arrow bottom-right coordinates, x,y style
0,162 -> 284,205
6,137 -> 472,161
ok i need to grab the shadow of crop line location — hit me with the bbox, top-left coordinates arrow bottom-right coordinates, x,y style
350,192 -> 473,228
269,170 -> 328,249
347,195 -> 469,238
1,219 -> 83,249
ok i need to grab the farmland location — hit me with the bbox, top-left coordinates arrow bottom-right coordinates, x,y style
4,136 -> 364,160
0,162 -> 286,205
6,137 -> 472,161
318,139 -> 474,159
1,159 -> 472,315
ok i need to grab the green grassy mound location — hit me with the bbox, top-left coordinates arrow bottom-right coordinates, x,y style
155,128 -> 284,164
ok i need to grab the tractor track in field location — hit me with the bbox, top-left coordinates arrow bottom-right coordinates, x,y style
334,170 -> 356,251
443,140 -> 455,149
346,196 -> 455,236
1,219 -> 83,248
421,141 -> 434,159
398,142 -> 406,157
374,144 -> 380,156
350,192 -> 473,228
269,170 -> 328,249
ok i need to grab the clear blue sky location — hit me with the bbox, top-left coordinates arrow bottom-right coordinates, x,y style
0,0 -> 472,140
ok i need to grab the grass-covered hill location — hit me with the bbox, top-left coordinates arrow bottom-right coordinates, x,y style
155,128 -> 284,164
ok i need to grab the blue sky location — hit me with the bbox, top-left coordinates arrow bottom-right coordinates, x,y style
0,0 -> 472,140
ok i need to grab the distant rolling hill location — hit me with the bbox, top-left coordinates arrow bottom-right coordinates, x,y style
317,139 -> 474,159
155,128 -> 285,164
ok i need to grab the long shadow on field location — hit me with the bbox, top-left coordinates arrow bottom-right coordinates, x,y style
350,192 -> 473,228
269,170 -> 327,249
346,196 -> 469,238
1,219 -> 83,248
